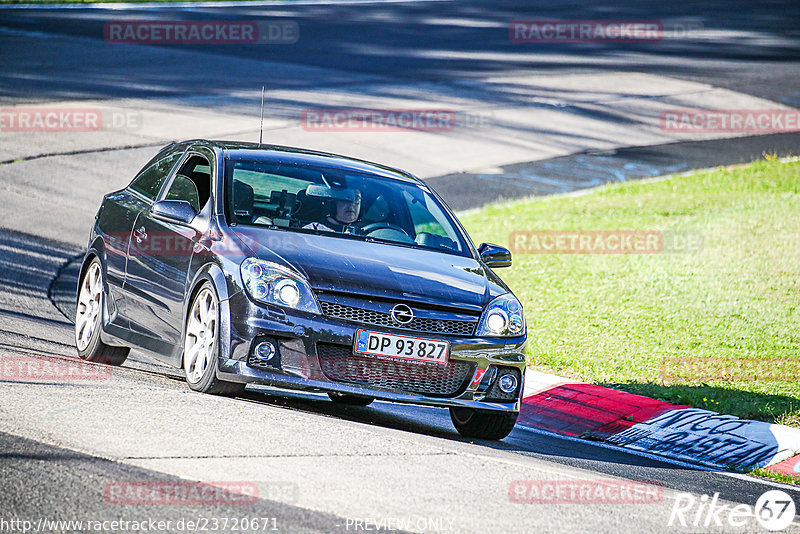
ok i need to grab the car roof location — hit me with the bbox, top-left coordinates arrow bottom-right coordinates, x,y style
182,139 -> 424,185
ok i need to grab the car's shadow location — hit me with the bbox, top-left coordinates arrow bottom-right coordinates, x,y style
236,384 -> 671,468
238,386 -> 460,440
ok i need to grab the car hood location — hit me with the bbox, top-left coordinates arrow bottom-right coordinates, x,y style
231,227 -> 508,312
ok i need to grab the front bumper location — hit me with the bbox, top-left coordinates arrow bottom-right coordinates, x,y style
217,291 -> 527,412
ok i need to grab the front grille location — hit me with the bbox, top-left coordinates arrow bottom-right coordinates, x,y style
317,343 -> 475,397
319,301 -> 476,336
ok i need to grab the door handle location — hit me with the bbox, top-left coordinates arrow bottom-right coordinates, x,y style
134,226 -> 148,244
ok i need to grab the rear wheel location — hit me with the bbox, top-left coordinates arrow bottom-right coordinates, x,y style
449,407 -> 518,440
75,259 -> 129,365
183,283 -> 245,397
327,392 -> 374,406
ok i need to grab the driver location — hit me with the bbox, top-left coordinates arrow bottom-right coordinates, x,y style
304,189 -> 362,233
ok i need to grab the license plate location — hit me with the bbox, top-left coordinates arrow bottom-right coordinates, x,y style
353,330 -> 449,365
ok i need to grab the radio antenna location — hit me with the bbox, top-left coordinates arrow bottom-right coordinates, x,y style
258,86 -> 265,147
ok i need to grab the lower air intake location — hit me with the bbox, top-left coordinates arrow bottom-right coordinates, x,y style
316,343 -> 474,397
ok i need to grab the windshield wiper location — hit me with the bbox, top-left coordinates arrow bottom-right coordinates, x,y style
362,235 -> 419,249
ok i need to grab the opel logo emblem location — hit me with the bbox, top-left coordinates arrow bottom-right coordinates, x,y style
390,304 -> 414,325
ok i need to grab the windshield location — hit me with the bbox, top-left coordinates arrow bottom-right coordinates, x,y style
224,159 -> 470,256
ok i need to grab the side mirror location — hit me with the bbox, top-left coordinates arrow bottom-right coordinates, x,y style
151,200 -> 197,226
478,243 -> 512,268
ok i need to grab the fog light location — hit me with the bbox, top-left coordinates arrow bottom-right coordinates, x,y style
498,373 -> 518,394
255,340 -> 276,362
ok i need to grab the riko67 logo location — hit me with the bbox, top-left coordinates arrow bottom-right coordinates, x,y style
669,489 -> 796,531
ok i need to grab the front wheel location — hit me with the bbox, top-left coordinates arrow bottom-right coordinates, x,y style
75,258 -> 129,365
183,283 -> 245,397
449,407 -> 518,440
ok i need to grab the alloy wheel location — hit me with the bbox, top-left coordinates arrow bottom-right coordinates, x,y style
75,262 -> 102,351
184,287 -> 218,383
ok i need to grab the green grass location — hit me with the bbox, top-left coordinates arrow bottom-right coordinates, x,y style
460,157 -> 800,427
749,467 -> 800,486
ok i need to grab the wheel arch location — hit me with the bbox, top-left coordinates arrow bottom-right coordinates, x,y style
180,263 -> 233,370
78,239 -> 113,325
75,241 -> 129,361
78,237 -> 107,299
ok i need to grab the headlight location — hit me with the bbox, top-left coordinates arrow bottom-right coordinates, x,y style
240,258 -> 320,314
476,294 -> 525,337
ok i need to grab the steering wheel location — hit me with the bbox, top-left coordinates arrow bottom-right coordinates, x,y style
361,222 -> 411,238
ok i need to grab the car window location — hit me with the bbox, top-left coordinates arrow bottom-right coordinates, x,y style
402,190 -> 461,246
167,154 -> 212,211
225,159 -> 469,256
164,175 -> 201,212
230,168 -> 309,225
129,153 -> 182,201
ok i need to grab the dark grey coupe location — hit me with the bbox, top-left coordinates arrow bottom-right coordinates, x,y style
75,140 -> 527,439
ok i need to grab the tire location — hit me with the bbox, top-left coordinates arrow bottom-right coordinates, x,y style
327,392 -> 374,406
183,282 -> 245,397
449,407 -> 518,440
75,258 -> 129,366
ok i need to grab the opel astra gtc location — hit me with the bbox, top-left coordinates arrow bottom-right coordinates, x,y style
75,140 -> 527,440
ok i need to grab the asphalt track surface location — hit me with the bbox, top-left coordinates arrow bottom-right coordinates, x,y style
1,1 -> 800,532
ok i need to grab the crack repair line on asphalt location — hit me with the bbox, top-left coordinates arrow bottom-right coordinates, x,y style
0,142 -> 168,166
